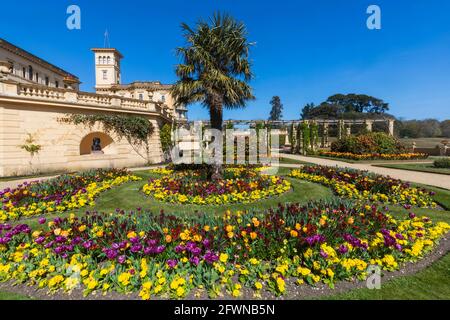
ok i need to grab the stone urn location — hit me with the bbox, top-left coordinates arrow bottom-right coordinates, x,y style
0,61 -> 12,79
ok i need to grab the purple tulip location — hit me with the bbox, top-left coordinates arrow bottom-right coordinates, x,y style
338,244 -> 348,254
38,217 -> 46,225
117,255 -> 126,264
167,259 -> 178,268
35,236 -> 45,244
190,256 -> 200,266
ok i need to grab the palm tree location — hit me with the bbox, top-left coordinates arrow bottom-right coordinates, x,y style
171,12 -> 255,178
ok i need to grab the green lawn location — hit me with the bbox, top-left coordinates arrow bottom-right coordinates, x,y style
374,163 -> 450,175
0,290 -> 31,300
276,157 -> 314,165
324,254 -> 450,300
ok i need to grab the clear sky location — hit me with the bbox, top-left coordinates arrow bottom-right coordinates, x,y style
1,0 -> 449,121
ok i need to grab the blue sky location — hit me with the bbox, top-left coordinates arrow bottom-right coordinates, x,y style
1,0 -> 449,120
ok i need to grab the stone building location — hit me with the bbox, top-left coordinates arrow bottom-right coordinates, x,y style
0,38 -> 185,177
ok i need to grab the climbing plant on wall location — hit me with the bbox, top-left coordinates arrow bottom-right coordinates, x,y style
63,114 -> 155,163
310,121 -> 319,151
160,123 -> 174,161
301,122 -> 311,155
19,133 -> 42,173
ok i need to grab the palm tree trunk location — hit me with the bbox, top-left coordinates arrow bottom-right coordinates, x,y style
209,95 -> 224,180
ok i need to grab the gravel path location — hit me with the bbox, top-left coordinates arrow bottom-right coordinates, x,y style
276,153 -> 450,190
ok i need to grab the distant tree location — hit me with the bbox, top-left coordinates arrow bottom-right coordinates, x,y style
326,94 -> 389,113
300,102 -> 315,119
419,119 -> 442,137
441,120 -> 450,138
398,119 -> 442,138
303,103 -> 343,119
269,96 -> 283,121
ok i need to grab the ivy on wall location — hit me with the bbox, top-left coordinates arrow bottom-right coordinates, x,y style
310,121 -> 319,151
64,114 -> 155,163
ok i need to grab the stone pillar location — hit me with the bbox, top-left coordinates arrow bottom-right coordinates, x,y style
321,123 -> 329,148
285,128 -> 290,146
297,125 -> 303,155
388,119 -> 395,136
365,120 -> 374,132
338,120 -> 344,139
346,124 -> 352,136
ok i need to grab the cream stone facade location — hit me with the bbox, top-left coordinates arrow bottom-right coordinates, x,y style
0,38 -> 183,178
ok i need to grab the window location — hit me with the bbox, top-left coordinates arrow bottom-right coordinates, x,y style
107,56 -> 111,64
22,67 -> 26,78
139,94 -> 144,100
45,76 -> 49,86
55,81 -> 59,88
161,95 -> 166,103
98,56 -> 102,64
28,66 -> 33,80
35,73 -> 39,82
102,70 -> 108,80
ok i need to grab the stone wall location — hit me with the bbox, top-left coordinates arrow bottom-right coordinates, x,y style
0,102 -> 164,177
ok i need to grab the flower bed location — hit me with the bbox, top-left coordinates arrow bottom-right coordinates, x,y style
0,202 -> 448,299
0,169 -> 141,222
143,167 -> 291,205
290,166 -> 436,207
318,151 -> 428,161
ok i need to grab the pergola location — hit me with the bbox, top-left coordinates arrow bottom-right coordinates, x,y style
179,118 -> 395,155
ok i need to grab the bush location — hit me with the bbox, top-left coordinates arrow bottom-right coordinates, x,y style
331,132 -> 406,154
434,158 -> 450,168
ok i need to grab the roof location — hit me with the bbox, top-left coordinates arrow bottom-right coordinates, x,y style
107,81 -> 173,91
0,38 -> 80,82
91,48 -> 124,59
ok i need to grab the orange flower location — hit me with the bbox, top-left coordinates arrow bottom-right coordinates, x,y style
250,232 -> 258,240
348,217 -> 354,225
290,230 -> 298,237
165,235 -> 172,243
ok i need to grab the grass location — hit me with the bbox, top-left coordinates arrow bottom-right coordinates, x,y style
0,290 -> 31,300
324,254 -> 450,300
275,157 -> 314,165
399,138 -> 447,148
374,163 -> 450,175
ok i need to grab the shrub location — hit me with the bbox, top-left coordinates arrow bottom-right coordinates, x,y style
331,132 -> 406,154
434,157 -> 450,168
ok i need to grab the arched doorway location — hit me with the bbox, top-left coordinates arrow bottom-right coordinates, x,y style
80,132 -> 116,155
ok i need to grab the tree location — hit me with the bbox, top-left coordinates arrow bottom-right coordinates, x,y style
326,94 -> 389,113
419,119 -> 442,137
171,12 -> 254,178
303,102 -> 342,119
268,96 -> 283,121
300,103 -> 315,119
441,120 -> 450,138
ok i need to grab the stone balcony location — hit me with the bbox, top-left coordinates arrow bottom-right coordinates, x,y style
0,80 -> 174,120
